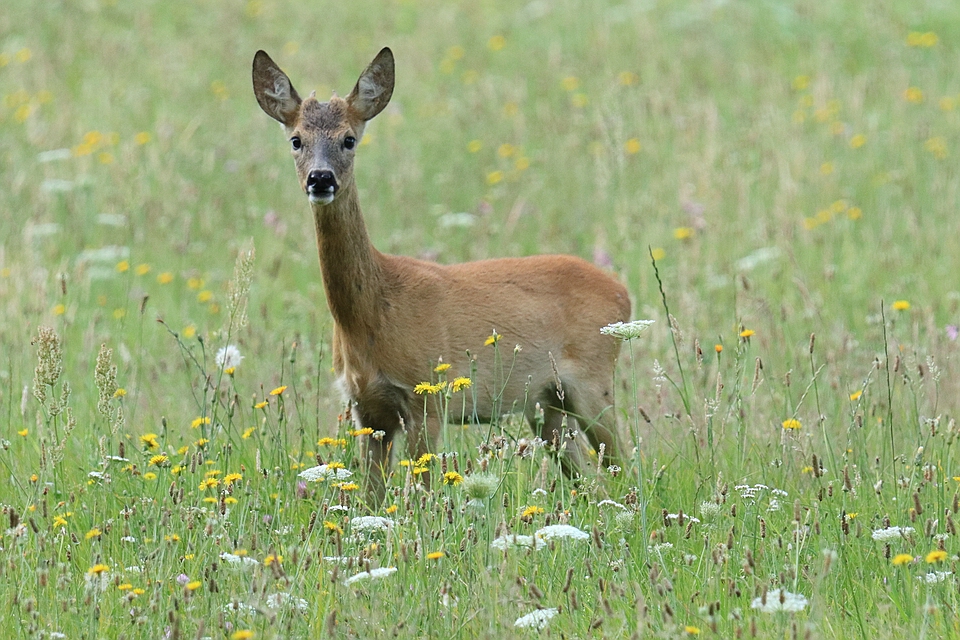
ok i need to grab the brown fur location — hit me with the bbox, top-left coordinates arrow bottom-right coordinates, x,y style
253,48 -> 631,498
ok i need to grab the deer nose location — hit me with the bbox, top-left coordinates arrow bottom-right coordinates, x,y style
306,169 -> 338,196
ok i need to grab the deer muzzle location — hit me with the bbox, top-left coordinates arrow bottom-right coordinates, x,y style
306,169 -> 338,204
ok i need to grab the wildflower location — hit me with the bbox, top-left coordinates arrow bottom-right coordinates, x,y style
264,554 -> 283,566
224,472 -> 242,486
220,552 -> 259,568
190,416 -> 210,429
849,134 -> 867,149
451,377 -> 472,392
242,427 -> 256,438
685,627 -> 701,636
254,401 -> 268,409
486,170 -> 503,185
892,553 -> 914,566
87,563 -> 110,575
850,390 -> 863,401
904,87 -> 924,103
926,550 -> 948,563
299,464 -> 353,482
601,319 -> 655,340
414,382 -> 443,395
782,418 -> 801,430
195,438 -> 209,448
918,571 -> 953,584
232,631 -> 255,640
443,471 -> 464,486
143,472 -> 157,480
416,453 -> 435,466
338,482 -> 360,491
924,137 -> 948,159
463,473 -> 499,503
149,455 -> 168,467
116,260 -> 130,273
157,272 -> 173,284
113,388 -> 126,398
536,524 -> 590,541
344,566 -> 398,586
674,227 -> 694,240
739,329 -> 755,339
872,526 -> 914,542
619,71 -> 639,85
199,478 -> 219,490
750,589 -> 808,613
17,429 -> 27,437
426,551 -> 445,560
714,344 -> 723,353
385,504 -> 398,514
624,138 -> 641,154
53,515 -> 67,528
488,35 -> 506,51
467,140 -> 482,153
185,580 -> 202,591
85,528 -> 101,540
351,516 -> 393,532
892,300 -> 911,311
269,385 -> 287,396
484,331 -> 500,346
521,505 -> 544,519
514,608 -> 558,630
215,345 -> 243,370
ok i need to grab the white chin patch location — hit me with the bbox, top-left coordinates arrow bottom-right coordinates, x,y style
309,193 -> 335,205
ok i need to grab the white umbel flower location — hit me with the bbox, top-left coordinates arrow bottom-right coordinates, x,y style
220,552 -> 260,568
350,516 -> 394,532
600,320 -> 655,340
344,566 -> 397,586
215,344 -> 243,370
298,464 -> 352,482
535,524 -> 590,541
514,607 -> 559,629
491,534 -> 546,551
750,589 -> 808,613
871,526 -> 915,542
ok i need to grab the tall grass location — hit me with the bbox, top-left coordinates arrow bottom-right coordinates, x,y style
1,0 -> 960,637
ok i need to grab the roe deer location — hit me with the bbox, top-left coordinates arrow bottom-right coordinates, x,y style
252,48 -> 631,498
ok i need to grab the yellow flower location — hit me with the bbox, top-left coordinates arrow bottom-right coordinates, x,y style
849,134 -> 867,149
134,131 -> 152,145
254,400 -> 268,409
685,627 -> 701,636
426,551 -> 445,560
323,521 -> 343,535
925,137 -> 947,159
135,263 -> 150,276
185,580 -> 202,591
714,344 -> 723,353
451,377 -> 472,392
140,433 -> 159,449
434,362 -> 451,373
521,505 -> 544,518
926,550 -> 948,564
624,138 -> 641,154
414,382 -> 443,395
484,331 -> 500,346
224,496 -> 238,505
560,76 -> 580,92
782,419 -> 801,430
85,528 -> 101,540
904,87 -> 924,103
116,260 -> 130,273
87,563 -> 110,575
819,161 -> 834,175
113,388 -> 126,398
673,227 -> 694,240
197,290 -> 213,303
416,453 -> 436,466
467,139 -> 483,153
350,428 -> 373,437
739,329 -> 755,339
195,438 -> 209,448
242,427 -> 256,438
326,461 -> 346,469
849,390 -> 863,401
143,472 -> 157,480
443,471 -> 464,486
338,482 -> 360,491
892,300 -> 910,311
232,632 -> 255,640
157,272 -> 173,284
224,473 -> 242,486
182,325 -> 196,339
270,385 -> 287,396
488,35 -> 506,51
385,504 -> 398,514
149,454 -> 168,467
486,170 -> 503,185
17,429 -> 27,437
191,416 -> 210,429
117,583 -> 132,591
618,71 -> 639,86
52,304 -> 65,316
199,478 -> 219,490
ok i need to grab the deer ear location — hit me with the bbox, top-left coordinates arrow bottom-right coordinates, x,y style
346,47 -> 394,122
252,50 -> 302,127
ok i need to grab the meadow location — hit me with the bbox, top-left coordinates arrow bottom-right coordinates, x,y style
2,0 -> 960,637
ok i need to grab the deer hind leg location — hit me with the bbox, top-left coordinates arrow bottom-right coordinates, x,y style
355,378 -> 412,503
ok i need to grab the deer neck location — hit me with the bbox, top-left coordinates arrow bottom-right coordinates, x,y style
311,182 -> 383,336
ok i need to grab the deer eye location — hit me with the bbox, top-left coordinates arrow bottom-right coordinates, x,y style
290,136 -> 302,151
343,136 -> 356,150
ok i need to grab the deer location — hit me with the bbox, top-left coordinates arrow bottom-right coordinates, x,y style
252,47 -> 631,499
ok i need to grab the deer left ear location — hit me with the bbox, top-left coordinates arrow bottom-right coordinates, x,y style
252,50 -> 302,128
346,47 -> 394,122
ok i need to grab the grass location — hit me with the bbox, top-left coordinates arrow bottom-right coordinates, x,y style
2,0 -> 960,637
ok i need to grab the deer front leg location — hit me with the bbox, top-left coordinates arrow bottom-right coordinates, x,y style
354,378 -> 411,503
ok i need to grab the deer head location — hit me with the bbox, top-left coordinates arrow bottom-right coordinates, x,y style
252,48 -> 394,205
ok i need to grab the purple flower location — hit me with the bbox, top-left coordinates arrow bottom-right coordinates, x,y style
176,573 -> 189,585
947,325 -> 958,341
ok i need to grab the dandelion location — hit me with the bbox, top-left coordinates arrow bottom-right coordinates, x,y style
116,260 -> 130,273
521,505 -> 544,519
349,428 -> 372,437
892,300 -> 911,311
254,400 -> 268,409
414,382 -> 443,395
17,429 -> 27,437
264,554 -> 283,566
782,418 -> 801,430
624,138 -> 642,154
199,478 -> 219,490
849,134 -> 867,149
925,137 -> 947,160
484,331 -> 500,346
190,416 -> 210,429
751,589 -> 808,613
601,320 -> 655,340
536,524 -> 590,541
488,35 -> 506,51
185,580 -> 202,591
904,87 -> 924,103
514,608 -> 558,630
85,528 -> 101,540
486,170 -> 503,185
231,631 -> 255,640
685,627 -> 701,636
739,329 -> 755,339
434,362 -> 451,373
892,553 -> 914,566
618,71 -> 639,85
426,551 -> 445,560
215,345 -> 243,370
143,472 -> 157,480
443,471 -> 464,486
53,515 -> 67,528
149,455 -> 168,467
87,563 -> 110,575
224,472 -> 242,486
451,377 -> 472,392
926,550 -> 948,563
344,566 -> 398,585
467,140 -> 482,153
270,385 -> 287,396
674,227 -> 694,240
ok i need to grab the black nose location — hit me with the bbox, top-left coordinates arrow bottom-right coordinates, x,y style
307,169 -> 337,195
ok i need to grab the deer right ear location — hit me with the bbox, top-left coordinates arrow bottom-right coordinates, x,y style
347,47 -> 395,122
252,50 -> 302,128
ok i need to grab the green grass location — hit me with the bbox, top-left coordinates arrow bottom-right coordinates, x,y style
2,0 -> 960,637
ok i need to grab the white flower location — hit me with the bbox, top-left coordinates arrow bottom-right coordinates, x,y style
220,552 -> 260,568
223,601 -> 256,613
649,542 -> 674,553
88,471 -> 108,480
535,524 -> 590,541
490,534 -> 546,551
698,501 -> 722,518
215,345 -> 243,370
344,566 -> 397,586
298,464 -> 352,482
121,536 -> 136,543
514,607 -> 559,629
350,516 -> 394,532
600,320 -> 655,340
666,513 -> 700,524
918,571 -> 953,584
597,499 -> 627,510
750,589 -> 808,613
871,526 -> 915,542
266,592 -> 309,611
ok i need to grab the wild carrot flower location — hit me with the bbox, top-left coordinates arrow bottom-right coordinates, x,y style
536,524 -> 590,541
601,320 -> 655,340
514,608 -> 558,630
751,589 -> 808,613
344,567 -> 397,586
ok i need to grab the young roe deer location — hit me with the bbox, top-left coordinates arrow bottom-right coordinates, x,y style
252,47 -> 631,497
